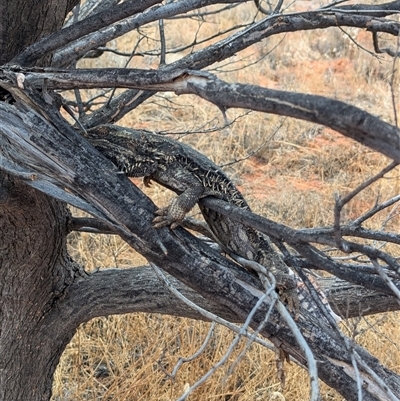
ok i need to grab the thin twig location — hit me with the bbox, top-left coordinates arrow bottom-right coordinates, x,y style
334,161 -> 398,249
159,19 -> 166,66
338,26 -> 380,58
370,258 -> 400,303
72,4 -> 85,119
274,293 -> 320,401
339,161 -> 398,208
390,35 -> 399,127
355,353 -> 400,401
350,344 -> 363,401
105,36 -> 145,108
224,301 -> 274,381
149,263 -> 275,350
170,322 -> 216,378
353,193 -> 400,226
254,0 -> 272,15
233,255 -> 320,401
176,287 -> 275,401
334,193 -> 346,250
318,0 -> 348,8
272,0 -> 285,14
221,118 -> 287,168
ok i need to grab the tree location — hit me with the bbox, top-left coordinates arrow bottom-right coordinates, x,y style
1,0 -> 400,400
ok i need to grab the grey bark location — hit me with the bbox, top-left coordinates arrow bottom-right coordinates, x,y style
22,69 -> 400,163
11,0 -> 163,67
1,91 -> 400,400
0,1 -> 80,399
65,266 -> 400,321
0,0 -> 79,66
1,1 -> 400,400
48,3 -> 400,125
0,174 -> 83,400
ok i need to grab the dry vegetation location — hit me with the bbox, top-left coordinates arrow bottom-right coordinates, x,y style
53,2 -> 400,399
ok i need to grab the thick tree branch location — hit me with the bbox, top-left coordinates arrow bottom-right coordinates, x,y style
1,79 -> 400,400
329,0 -> 400,16
180,11 -> 400,71
332,0 -> 400,17
58,265 -> 400,323
21,69 -> 400,162
52,0 -> 246,68
74,8 -> 400,126
67,202 -> 400,316
60,266 -> 238,324
52,8 -> 400,69
10,0 -> 162,67
199,197 -> 400,294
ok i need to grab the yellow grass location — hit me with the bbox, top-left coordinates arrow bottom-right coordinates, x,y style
54,2 -> 400,399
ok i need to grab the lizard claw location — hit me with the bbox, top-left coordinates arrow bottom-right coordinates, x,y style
152,207 -> 181,229
152,217 -> 181,229
143,176 -> 153,187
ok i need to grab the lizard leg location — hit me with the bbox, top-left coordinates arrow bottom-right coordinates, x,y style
153,185 -> 204,228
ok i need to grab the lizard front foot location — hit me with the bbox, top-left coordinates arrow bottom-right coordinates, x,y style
278,286 -> 300,319
153,207 -> 181,228
153,198 -> 188,229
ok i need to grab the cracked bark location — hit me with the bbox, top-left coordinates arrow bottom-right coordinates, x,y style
2,1 -> 400,400
2,94 -> 400,400
0,1 -> 80,399
0,174 -> 81,400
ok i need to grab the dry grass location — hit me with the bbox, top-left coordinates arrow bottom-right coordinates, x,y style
53,2 -> 400,400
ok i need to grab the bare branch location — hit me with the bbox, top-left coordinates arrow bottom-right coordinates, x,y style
52,0 -> 245,68
52,8 -> 400,70
69,216 -> 118,234
334,161 -> 399,250
353,195 -> 400,226
370,258 -> 400,303
62,8 -> 400,126
343,162 -> 398,209
176,280 -> 277,401
11,0 -> 162,67
328,0 -> 400,16
61,266 -> 238,323
158,19 -> 166,66
19,69 -> 400,162
169,322 -> 217,379
200,197 -> 400,294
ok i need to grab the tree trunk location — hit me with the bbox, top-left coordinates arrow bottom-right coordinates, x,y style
0,174 -> 84,400
0,1 -> 79,399
0,0 -> 79,65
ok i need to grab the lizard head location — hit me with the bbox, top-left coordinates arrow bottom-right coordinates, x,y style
83,124 -> 179,176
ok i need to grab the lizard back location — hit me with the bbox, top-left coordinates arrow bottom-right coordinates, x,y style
83,125 -> 296,293
84,124 -> 248,209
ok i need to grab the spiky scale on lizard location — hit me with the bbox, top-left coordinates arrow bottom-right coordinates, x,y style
83,124 -> 299,308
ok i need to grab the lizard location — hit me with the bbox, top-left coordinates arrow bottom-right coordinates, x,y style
82,124 -> 299,307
